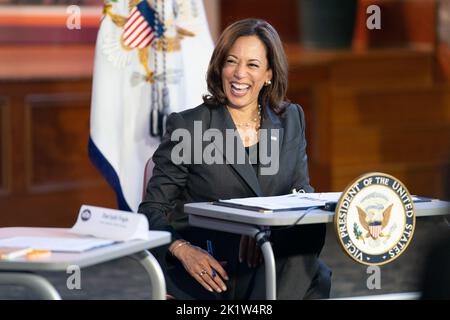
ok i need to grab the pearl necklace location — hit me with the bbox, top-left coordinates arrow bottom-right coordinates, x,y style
234,105 -> 262,130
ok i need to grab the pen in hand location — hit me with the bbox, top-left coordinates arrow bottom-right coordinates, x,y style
206,240 -> 217,278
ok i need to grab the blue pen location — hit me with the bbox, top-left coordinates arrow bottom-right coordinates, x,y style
206,240 -> 217,277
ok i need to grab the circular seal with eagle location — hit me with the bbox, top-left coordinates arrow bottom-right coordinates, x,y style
334,172 -> 416,265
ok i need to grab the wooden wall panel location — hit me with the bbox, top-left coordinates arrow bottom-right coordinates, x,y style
328,85 -> 450,198
329,51 -> 433,92
0,98 -> 7,195
0,100 -> 3,194
0,51 -> 116,227
219,0 -> 300,42
437,44 -> 450,82
25,93 -> 97,192
0,186 -> 116,228
286,45 -> 450,199
333,162 -> 450,199
332,127 -> 450,165
287,84 -> 333,191
330,87 -> 450,166
353,0 -> 436,50
331,88 -> 450,127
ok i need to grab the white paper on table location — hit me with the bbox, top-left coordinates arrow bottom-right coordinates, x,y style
0,236 -> 115,253
219,192 -> 426,212
219,192 -> 343,211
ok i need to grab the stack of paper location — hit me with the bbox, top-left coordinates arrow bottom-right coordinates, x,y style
0,236 -> 115,253
218,192 -> 342,212
217,192 -> 427,213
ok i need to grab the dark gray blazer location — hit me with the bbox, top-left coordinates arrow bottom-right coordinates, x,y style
139,102 -> 329,299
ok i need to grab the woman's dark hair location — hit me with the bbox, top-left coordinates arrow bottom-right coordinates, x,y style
203,18 -> 289,115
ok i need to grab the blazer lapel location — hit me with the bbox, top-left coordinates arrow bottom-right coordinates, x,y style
210,105 -> 262,197
258,104 -> 284,196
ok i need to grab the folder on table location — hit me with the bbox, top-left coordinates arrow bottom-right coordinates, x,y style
214,192 -> 342,213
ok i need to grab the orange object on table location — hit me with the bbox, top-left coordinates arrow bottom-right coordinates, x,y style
26,250 -> 52,260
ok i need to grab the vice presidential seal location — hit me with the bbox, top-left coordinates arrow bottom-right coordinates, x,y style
334,172 -> 415,265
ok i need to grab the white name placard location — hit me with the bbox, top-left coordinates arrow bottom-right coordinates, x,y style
71,205 -> 150,241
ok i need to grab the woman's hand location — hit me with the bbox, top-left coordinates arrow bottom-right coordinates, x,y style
239,235 -> 263,268
171,241 -> 228,293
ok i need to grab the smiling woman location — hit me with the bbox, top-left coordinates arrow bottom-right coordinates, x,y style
221,36 -> 272,111
221,36 -> 272,147
204,19 -> 288,115
139,18 -> 331,300
203,19 -> 287,147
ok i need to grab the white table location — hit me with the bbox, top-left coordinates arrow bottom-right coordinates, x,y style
0,227 -> 171,300
185,199 -> 450,300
